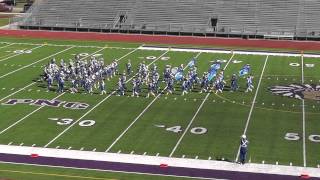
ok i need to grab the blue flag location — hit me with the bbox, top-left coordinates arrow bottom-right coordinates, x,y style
175,72 -> 183,81
187,58 -> 196,68
208,70 -> 217,81
239,64 -> 251,77
207,62 -> 221,81
210,63 -> 221,71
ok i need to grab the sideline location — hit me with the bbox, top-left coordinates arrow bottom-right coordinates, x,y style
139,46 -> 320,58
0,145 -> 318,178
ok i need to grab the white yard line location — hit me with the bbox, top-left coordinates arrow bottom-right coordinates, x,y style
195,52 -> 202,58
44,49 -> 168,148
0,45 -> 138,134
0,48 -> 108,135
2,41 -> 320,57
139,46 -> 320,58
0,46 -> 74,79
0,93 -> 66,135
0,43 -> 14,49
0,45 -> 112,101
0,46 -> 81,100
301,55 -> 307,167
0,44 -> 45,62
169,53 -> 235,157
1,41 -> 320,57
0,82 -> 36,102
105,91 -> 164,152
235,55 -> 269,162
169,93 -> 210,157
105,51 -> 202,152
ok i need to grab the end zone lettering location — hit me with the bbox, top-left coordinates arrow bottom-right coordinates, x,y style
2,99 -> 89,110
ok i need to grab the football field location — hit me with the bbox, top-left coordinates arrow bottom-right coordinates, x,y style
0,37 -> 319,172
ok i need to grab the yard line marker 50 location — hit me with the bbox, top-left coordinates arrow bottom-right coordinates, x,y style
235,55 -> 269,162
44,47 -> 166,148
169,53 -> 235,157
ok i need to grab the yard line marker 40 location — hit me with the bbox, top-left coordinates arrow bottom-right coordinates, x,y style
235,55 -> 269,162
105,52 -> 202,152
169,53 -> 235,157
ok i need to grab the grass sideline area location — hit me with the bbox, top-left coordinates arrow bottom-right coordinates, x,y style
0,36 -> 319,179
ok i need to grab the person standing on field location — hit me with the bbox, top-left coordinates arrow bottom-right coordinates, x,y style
239,134 -> 249,164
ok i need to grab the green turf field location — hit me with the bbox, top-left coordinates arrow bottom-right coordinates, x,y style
0,36 -> 319,180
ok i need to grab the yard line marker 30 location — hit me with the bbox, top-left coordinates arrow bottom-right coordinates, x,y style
0,47 -> 107,135
44,48 -> 167,148
0,44 -> 45,62
301,55 -> 307,167
169,53 -> 235,157
235,55 -> 269,162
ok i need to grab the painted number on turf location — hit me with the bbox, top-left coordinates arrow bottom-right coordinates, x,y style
284,133 -> 320,143
284,133 -> 300,141
165,125 -> 207,135
14,50 -> 32,54
78,53 -> 103,57
190,127 -> 207,135
49,118 -> 95,127
166,126 -> 183,133
57,118 -> 73,125
146,56 -> 170,61
289,63 -> 300,67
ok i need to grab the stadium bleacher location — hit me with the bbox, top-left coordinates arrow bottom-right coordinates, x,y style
14,0 -> 320,39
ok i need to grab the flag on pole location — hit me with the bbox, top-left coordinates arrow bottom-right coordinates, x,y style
239,64 -> 251,77
187,57 -> 196,68
207,62 -> 221,81
175,71 -> 183,81
210,62 -> 221,71
208,69 -> 217,81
